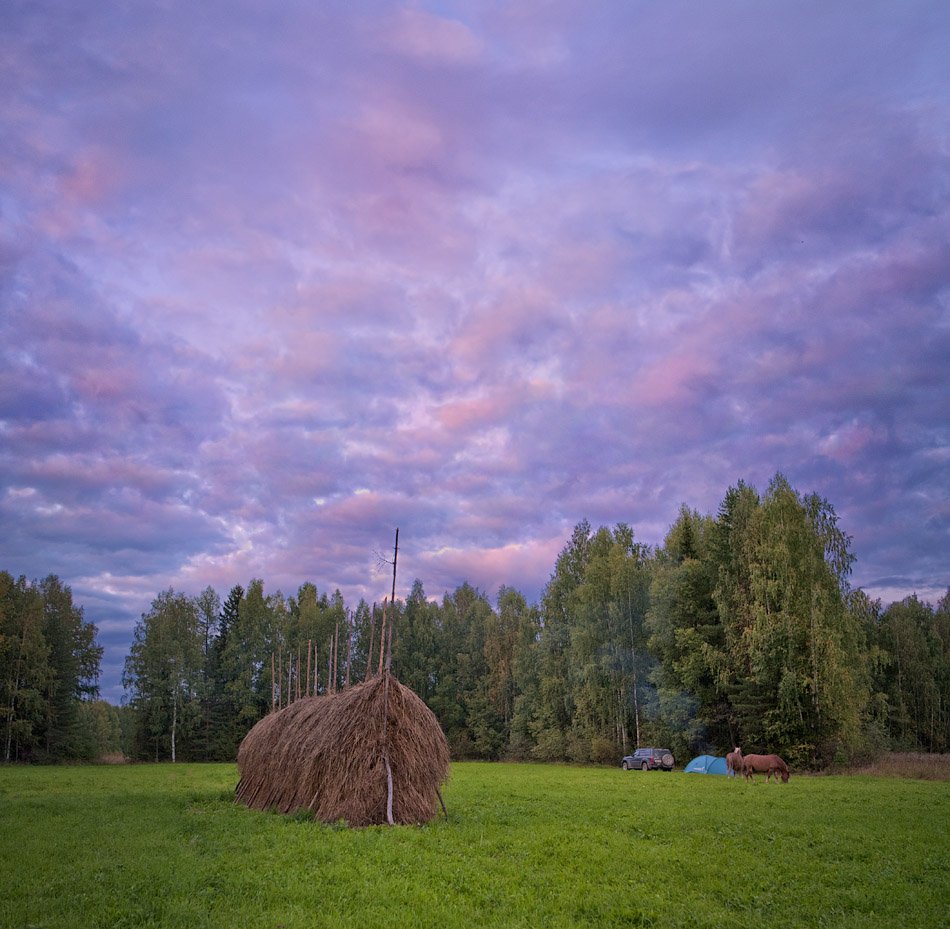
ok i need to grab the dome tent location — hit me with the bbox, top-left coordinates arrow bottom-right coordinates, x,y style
684,754 -> 729,775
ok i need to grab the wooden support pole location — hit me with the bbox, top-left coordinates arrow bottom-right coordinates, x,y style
380,528 -> 399,825
287,652 -> 293,705
271,652 -> 276,712
296,646 -> 301,701
384,754 -> 394,826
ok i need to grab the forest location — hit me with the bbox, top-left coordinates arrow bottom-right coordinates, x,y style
3,475 -> 948,767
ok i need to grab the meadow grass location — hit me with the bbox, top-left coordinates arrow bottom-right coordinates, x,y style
1,761 -> 947,929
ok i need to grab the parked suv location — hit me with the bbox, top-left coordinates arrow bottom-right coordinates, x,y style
622,747 -> 674,771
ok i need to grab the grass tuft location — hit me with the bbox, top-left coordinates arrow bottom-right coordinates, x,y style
842,752 -> 950,780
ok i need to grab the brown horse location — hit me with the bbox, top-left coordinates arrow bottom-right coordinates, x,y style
742,753 -> 790,783
725,747 -> 743,778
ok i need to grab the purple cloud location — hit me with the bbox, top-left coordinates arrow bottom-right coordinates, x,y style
2,1 -> 948,700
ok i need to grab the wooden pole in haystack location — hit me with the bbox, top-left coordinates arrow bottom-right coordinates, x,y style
271,652 -> 276,712
297,646 -> 302,701
287,653 -> 293,705
381,527 -> 399,824
235,528 -> 450,826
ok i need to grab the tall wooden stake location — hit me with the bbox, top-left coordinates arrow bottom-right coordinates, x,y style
380,527 -> 399,824
385,527 -> 399,670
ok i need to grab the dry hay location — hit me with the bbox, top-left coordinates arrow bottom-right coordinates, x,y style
235,671 -> 450,826
846,752 -> 950,781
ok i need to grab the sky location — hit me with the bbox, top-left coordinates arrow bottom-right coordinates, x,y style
2,1 -> 949,702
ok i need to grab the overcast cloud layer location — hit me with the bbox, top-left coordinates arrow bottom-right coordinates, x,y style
2,1 -> 949,700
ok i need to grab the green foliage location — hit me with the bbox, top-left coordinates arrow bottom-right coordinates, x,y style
75,699 -> 124,760
0,571 -> 102,763
17,474 -> 941,771
123,589 -> 205,762
871,592 -> 950,752
1,763 -> 947,929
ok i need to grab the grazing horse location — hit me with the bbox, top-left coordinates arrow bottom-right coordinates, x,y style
742,753 -> 790,783
725,747 -> 743,779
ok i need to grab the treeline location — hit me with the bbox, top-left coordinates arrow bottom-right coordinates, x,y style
0,572 -> 116,762
121,474 -> 950,768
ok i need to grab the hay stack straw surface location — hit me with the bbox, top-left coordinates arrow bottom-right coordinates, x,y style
235,671 -> 449,826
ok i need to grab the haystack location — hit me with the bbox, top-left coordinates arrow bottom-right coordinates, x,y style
235,671 -> 449,826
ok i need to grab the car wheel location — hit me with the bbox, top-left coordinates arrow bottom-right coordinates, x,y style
641,762 -> 648,771
622,761 -> 629,770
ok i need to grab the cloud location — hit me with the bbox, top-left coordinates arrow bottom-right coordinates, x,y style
380,7 -> 484,66
1,1 -> 948,698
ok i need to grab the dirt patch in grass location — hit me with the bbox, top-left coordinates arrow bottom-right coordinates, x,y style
845,752 -> 950,780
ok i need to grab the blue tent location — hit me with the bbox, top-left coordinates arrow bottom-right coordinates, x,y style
684,754 -> 729,775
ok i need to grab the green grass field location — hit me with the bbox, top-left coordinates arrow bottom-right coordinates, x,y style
1,762 -> 947,929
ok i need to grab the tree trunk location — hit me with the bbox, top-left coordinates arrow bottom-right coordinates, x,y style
365,604 -> 376,682
171,693 -> 177,763
344,616 -> 352,690
632,649 -> 641,747
306,640 -> 312,697
271,652 -> 276,712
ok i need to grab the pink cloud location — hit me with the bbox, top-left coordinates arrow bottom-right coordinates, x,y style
632,346 -> 717,408
59,148 -> 124,207
417,535 -> 565,600
817,421 -> 885,464
434,391 -> 514,431
380,7 -> 484,65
